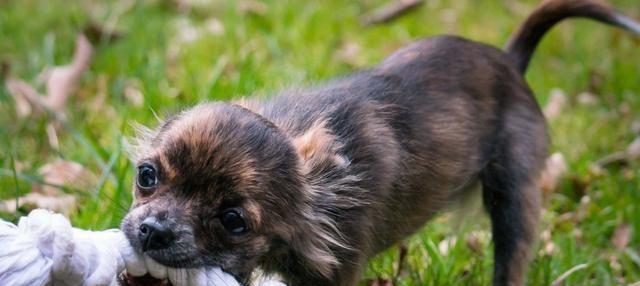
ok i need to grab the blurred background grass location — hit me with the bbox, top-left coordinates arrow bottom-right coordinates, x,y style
0,0 -> 639,285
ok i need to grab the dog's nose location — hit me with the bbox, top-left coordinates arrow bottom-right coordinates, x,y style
139,217 -> 175,251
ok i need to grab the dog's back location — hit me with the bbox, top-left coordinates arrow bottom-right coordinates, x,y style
238,1 -> 640,285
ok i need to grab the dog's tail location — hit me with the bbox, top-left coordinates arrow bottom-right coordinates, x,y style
505,0 -> 640,73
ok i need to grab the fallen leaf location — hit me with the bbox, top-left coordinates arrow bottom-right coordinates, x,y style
465,230 -> 490,255
0,192 -> 76,216
174,18 -> 201,44
619,102 -> 632,116
0,160 -> 95,216
540,240 -> 556,257
43,33 -> 93,113
360,0 -> 424,26
539,228 -> 556,257
631,120 -> 640,134
5,78 -> 36,117
543,88 -> 567,120
366,278 -> 394,286
550,263 -> 588,286
438,236 -> 457,255
587,69 -> 605,93
538,152 -> 568,194
238,0 -> 268,16
5,34 -> 94,119
124,81 -> 145,108
440,8 -> 458,27
592,137 -> 640,169
205,18 -> 225,36
575,195 -> 591,223
83,22 -> 123,45
335,41 -> 363,67
611,224 -> 631,250
46,123 -> 60,150
608,254 -> 622,272
34,159 -> 96,195
627,137 -> 640,159
577,91 -> 599,105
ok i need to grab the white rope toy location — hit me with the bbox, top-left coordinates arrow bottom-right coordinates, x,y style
0,209 -> 283,286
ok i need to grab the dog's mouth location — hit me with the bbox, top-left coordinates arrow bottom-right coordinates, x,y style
119,273 -> 172,286
117,255 -> 241,286
144,249 -> 199,268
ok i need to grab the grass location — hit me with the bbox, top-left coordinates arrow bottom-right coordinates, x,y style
1,0 -> 639,285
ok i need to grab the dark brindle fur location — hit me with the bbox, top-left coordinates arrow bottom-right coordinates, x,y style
121,1 -> 640,285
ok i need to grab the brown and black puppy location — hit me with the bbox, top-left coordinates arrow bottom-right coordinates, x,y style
121,1 -> 640,285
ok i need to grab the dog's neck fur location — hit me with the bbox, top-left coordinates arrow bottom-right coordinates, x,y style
233,100 -> 378,280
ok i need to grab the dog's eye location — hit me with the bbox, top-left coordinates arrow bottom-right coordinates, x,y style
220,209 -> 249,235
137,164 -> 158,189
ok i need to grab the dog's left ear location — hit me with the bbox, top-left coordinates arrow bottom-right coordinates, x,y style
287,121 -> 353,278
292,121 -> 348,174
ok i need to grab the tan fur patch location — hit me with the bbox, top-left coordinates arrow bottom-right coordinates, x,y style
292,120 -> 347,173
158,153 -> 178,182
244,200 -> 263,229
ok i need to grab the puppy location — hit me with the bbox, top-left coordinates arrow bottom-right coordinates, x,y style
121,1 -> 640,285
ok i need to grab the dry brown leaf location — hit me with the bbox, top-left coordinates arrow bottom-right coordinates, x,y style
366,278 -> 394,286
631,120 -> 640,134
465,230 -> 490,255
335,41 -> 363,67
175,18 -> 200,44
360,0 -> 424,26
46,123 -> 60,150
543,88 -> 567,120
539,228 -> 557,257
575,195 -> 591,223
5,78 -> 37,117
629,281 -> 640,286
83,22 -> 123,45
440,9 -> 458,27
238,0 -> 268,16
124,81 -> 145,108
33,159 -> 96,196
593,136 -> 640,169
577,91 -> 599,105
43,34 -> 93,113
627,137 -> 640,159
438,235 -> 457,255
611,224 -> 631,250
205,18 -> 225,36
550,264 -> 588,286
538,152 -> 568,194
0,192 -> 76,216
5,34 -> 93,119
0,160 -> 95,216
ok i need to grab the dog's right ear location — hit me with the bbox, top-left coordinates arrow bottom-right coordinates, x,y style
124,114 -> 180,162
124,122 -> 157,162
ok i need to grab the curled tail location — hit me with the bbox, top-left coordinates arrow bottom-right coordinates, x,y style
505,0 -> 640,73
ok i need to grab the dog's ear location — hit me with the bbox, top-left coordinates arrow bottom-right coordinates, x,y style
124,122 -> 158,162
287,122 -> 354,278
124,114 -> 179,162
292,121 -> 348,174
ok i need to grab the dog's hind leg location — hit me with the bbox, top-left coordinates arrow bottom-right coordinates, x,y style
480,99 -> 547,286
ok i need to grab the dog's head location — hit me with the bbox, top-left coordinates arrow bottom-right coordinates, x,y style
121,102 -> 345,279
